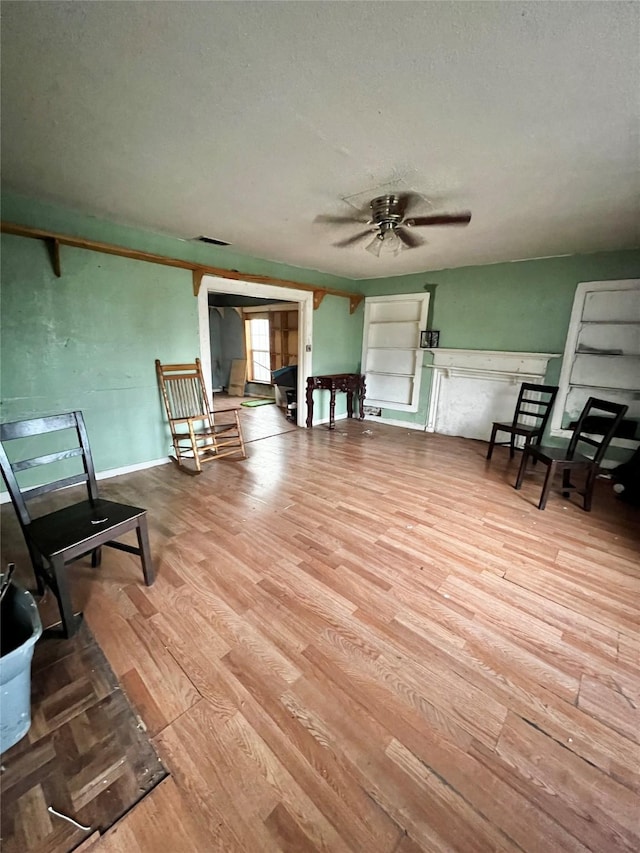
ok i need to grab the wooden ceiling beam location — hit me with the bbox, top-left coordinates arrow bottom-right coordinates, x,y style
1,221 -> 363,311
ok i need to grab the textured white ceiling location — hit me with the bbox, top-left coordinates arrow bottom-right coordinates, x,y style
2,1 -> 639,279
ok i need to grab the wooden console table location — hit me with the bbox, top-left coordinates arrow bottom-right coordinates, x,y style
306,373 -> 366,429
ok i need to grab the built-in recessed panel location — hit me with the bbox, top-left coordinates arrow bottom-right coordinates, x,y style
366,349 -> 417,375
570,354 -> 640,391
366,374 -> 414,406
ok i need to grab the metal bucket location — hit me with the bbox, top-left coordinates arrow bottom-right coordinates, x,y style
1,583 -> 43,753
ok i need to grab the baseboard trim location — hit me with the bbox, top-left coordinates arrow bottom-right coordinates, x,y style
363,415 -> 426,431
96,457 -> 171,481
311,412 -> 348,427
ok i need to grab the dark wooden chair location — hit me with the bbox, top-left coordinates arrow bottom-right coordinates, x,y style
156,358 -> 246,474
0,411 -> 154,637
486,382 -> 559,460
514,397 -> 629,511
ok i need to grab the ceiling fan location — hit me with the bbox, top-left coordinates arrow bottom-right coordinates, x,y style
316,193 -> 471,257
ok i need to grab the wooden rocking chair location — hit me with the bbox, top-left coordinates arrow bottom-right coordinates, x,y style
156,359 -> 247,474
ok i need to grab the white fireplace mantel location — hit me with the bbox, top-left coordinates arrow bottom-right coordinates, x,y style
426,348 -> 560,376
425,349 -> 561,438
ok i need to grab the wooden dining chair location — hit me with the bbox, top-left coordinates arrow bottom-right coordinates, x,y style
156,358 -> 247,474
0,411 -> 154,637
486,382 -> 559,460
514,397 -> 629,511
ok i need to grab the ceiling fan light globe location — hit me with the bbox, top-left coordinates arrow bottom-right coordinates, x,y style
382,228 -> 404,256
365,235 -> 384,257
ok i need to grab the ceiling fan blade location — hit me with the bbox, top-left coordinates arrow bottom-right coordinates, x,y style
404,212 -> 472,227
396,192 -> 425,217
396,227 -> 425,249
333,229 -> 376,248
315,214 -> 369,226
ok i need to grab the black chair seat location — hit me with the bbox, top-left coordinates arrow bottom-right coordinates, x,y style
28,499 -> 146,558
527,445 -> 594,464
492,421 -> 541,437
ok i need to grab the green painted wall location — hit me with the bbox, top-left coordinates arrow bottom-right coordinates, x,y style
0,193 -> 362,474
359,251 -> 640,425
1,233 -> 198,473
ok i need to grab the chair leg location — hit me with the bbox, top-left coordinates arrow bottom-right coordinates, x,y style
562,467 -> 572,498
584,469 -> 596,512
50,555 -> 81,638
514,449 -> 530,490
34,571 -> 46,597
234,412 -> 247,459
91,547 -> 102,568
486,425 -> 499,460
538,461 -> 557,510
136,514 -> 155,586
509,432 -> 516,459
27,543 -> 46,596
188,423 -> 202,473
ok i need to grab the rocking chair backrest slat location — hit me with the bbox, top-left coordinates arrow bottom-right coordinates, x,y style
156,359 -> 212,423
166,377 -> 203,419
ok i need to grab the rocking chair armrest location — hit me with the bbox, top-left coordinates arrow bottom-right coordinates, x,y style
209,407 -> 241,415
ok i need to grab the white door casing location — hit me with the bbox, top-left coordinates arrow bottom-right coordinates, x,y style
198,275 -> 314,428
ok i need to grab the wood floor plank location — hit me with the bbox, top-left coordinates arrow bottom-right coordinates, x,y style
577,674 -> 639,743
93,776 -> 217,852
84,591 -> 199,736
495,712 -> 640,852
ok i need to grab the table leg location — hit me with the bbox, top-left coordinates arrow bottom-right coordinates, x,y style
306,383 -> 314,428
329,389 -> 337,429
346,390 -> 354,419
359,377 -> 366,419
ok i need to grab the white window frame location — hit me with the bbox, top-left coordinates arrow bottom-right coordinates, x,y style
361,292 -> 429,413
551,278 -> 640,448
245,314 -> 271,383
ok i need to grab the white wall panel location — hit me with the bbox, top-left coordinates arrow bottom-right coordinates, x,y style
369,300 -> 422,323
366,374 -> 414,406
366,348 -> 417,374
368,321 -> 421,349
570,354 -> 640,390
577,323 -> 640,356
583,289 -> 640,322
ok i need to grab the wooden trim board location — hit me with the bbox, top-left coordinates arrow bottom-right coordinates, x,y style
1,221 -> 364,313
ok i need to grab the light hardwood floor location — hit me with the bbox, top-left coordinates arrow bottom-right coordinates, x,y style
2,417 -> 639,852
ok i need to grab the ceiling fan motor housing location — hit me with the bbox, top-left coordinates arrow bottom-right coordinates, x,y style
370,195 -> 405,238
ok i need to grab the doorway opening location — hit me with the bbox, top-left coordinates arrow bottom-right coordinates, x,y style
197,275 -> 313,429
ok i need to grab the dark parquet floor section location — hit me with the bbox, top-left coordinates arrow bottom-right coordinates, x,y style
1,622 -> 167,852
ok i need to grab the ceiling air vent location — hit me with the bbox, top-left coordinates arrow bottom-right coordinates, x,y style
194,235 -> 230,246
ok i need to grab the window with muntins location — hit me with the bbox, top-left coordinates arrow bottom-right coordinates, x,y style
246,316 -> 271,383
